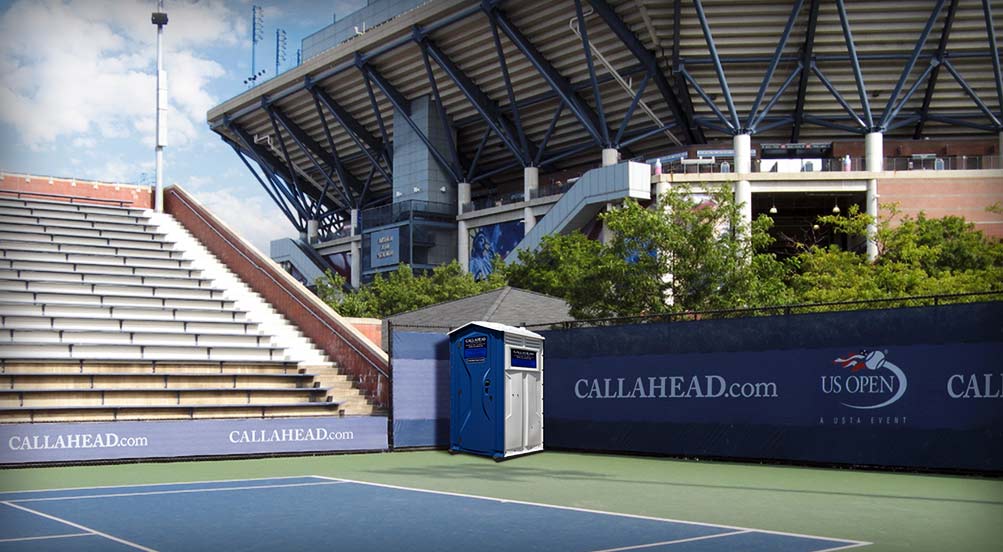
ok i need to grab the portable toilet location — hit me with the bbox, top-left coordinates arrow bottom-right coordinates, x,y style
448,321 -> 544,460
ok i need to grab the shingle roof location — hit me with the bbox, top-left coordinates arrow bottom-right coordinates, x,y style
386,287 -> 571,331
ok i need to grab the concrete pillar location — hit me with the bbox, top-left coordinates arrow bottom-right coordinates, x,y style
602,148 -> 619,167
349,209 -> 361,288
865,131 -> 883,262
306,219 -> 319,244
600,202 -> 615,245
733,133 -> 752,233
998,131 -> 1002,169
523,167 -> 538,235
457,182 -> 471,272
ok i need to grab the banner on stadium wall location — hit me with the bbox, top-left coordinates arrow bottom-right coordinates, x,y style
391,331 -> 450,448
0,416 -> 388,464
542,302 -> 1003,471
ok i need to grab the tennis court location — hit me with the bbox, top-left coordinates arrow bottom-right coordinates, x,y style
1,451 -> 1000,552
0,475 -> 865,552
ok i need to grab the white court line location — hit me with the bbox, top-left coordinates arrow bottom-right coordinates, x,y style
311,475 -> 872,549
0,532 -> 92,543
0,475 -> 323,498
590,530 -> 750,552
8,480 -> 346,503
1,502 -> 156,552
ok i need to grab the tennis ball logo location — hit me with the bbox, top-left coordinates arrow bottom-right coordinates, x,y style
821,350 -> 908,410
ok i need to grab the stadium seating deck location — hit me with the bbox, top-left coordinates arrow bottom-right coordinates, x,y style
0,197 -> 377,420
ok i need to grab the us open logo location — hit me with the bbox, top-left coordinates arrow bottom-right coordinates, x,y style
820,350 -> 908,410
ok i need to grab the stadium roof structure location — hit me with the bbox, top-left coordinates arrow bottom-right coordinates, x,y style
207,0 -> 1003,238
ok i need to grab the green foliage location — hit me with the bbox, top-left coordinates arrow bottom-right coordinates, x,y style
789,203 -> 1003,304
318,191 -> 1001,322
506,184 -> 792,317
315,260 -> 505,318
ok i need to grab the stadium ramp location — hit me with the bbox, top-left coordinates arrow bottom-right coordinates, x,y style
0,190 -> 386,423
505,162 -> 651,261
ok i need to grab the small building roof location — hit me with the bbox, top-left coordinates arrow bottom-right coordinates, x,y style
386,286 -> 571,331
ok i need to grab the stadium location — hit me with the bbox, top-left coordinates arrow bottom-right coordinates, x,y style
0,0 -> 1002,551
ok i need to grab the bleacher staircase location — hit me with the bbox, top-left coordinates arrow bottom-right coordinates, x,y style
0,196 -> 375,423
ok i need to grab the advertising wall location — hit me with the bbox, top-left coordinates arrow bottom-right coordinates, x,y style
542,302 -> 1002,471
0,416 -> 388,464
391,331 -> 451,447
468,221 -> 524,280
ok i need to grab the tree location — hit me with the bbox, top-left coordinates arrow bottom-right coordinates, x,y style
316,261 -> 506,318
505,184 -> 791,318
789,203 -> 1003,304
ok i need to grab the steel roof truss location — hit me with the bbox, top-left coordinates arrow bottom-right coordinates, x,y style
487,6 -> 604,147
534,103 -> 565,166
926,114 -> 997,133
750,65 -> 803,133
573,0 -> 609,147
266,103 -> 358,210
791,0 -> 821,142
486,17 -> 530,160
803,115 -> 864,135
229,124 -> 311,229
308,86 -> 393,186
811,64 -> 866,130
417,39 -> 464,174
882,61 -> 938,133
879,0 -> 947,130
467,127 -> 493,182
940,59 -> 1002,128
358,61 -> 464,183
360,68 -> 393,150
229,141 -> 300,230
834,0 -> 873,130
265,106 -> 322,216
691,0 -> 739,133
614,69 -> 652,147
983,0 -> 1003,125
421,36 -> 532,167
679,65 -> 734,133
620,121 -> 678,148
914,0 -> 960,139
747,0 -> 806,132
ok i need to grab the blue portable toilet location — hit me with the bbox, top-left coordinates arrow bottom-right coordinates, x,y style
448,321 -> 544,460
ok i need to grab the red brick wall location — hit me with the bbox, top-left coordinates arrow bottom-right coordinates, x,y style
879,175 -> 1003,238
163,186 -> 390,408
0,172 -> 152,208
346,319 -> 383,350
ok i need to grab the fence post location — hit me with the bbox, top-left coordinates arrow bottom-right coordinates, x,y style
386,320 -> 394,451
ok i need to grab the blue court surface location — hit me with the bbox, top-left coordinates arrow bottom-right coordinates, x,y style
0,476 -> 869,551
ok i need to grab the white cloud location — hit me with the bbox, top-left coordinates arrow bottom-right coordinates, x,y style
0,0 -> 240,150
187,183 -> 297,253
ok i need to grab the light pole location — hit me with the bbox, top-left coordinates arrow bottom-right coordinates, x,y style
152,1 -> 168,212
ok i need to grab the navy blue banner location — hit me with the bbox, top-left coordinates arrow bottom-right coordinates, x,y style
0,416 -> 388,464
391,331 -> 450,448
542,302 -> 1003,471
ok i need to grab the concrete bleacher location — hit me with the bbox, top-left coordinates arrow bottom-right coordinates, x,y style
0,196 -> 375,422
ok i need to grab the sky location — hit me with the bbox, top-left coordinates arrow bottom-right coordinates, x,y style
0,0 -> 367,252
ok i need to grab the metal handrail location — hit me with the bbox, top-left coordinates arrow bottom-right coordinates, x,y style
0,189 -> 133,207
167,189 -> 389,382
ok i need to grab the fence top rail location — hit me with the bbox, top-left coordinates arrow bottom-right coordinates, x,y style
520,290 -> 1003,330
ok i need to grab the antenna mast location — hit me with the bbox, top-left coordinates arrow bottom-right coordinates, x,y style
275,28 -> 287,76
245,6 -> 265,87
151,0 -> 168,212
